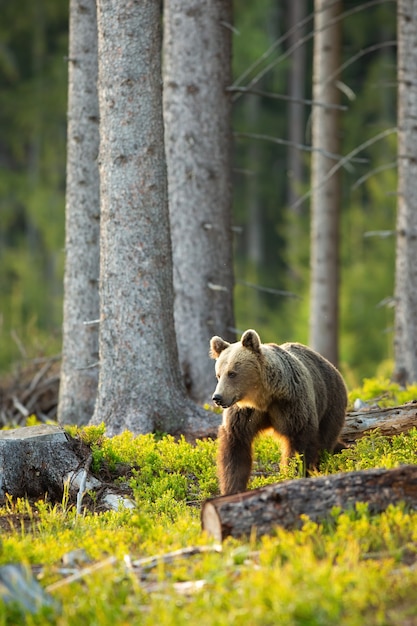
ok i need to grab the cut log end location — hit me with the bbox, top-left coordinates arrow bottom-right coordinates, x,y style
201,501 -> 223,543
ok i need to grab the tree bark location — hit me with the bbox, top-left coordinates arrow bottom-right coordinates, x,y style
394,0 -> 417,384
343,402 -> 417,445
58,0 -> 100,426
287,0 -> 307,208
0,425 -> 77,503
0,425 -> 133,511
163,0 -> 235,405
202,464 -> 417,541
91,0 -> 215,437
309,0 -> 342,366
246,94 -> 263,268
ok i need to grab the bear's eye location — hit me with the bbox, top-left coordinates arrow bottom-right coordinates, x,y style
227,371 -> 237,379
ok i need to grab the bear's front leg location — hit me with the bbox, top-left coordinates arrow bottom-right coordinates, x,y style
269,404 -> 320,475
217,406 -> 267,495
278,435 -> 317,477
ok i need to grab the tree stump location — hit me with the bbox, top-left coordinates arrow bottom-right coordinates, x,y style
0,425 -> 132,511
201,464 -> 417,542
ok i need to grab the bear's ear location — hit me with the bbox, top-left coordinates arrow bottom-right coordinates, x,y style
241,329 -> 261,353
209,336 -> 230,359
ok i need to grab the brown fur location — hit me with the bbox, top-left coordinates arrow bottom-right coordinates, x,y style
210,329 -> 347,495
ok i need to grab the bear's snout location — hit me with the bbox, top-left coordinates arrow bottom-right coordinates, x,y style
212,393 -> 230,409
212,393 -> 224,407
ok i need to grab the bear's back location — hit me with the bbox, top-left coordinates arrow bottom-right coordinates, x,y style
267,342 -> 347,416
285,342 -> 347,407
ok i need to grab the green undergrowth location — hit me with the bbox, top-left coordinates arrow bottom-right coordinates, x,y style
348,377 -> 417,408
1,385 -> 417,623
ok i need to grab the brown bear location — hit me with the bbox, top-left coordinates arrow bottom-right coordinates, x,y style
210,329 -> 347,495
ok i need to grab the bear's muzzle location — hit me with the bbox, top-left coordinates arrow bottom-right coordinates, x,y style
212,394 -> 231,409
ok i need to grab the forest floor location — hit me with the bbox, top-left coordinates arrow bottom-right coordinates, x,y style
1,359 -> 417,624
0,356 -> 60,427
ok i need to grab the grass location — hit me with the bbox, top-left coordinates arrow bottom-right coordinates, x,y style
348,377 -> 417,408
0,379 -> 417,624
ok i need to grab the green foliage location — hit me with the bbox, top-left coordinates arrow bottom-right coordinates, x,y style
232,1 -> 398,386
349,378 -> 417,408
0,0 -> 401,386
1,421 -> 417,623
67,426 -> 219,503
0,0 -> 67,371
323,428 -> 417,474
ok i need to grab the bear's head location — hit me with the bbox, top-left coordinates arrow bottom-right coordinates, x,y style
209,329 -> 265,410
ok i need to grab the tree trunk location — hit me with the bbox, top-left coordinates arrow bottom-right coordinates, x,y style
202,464 -> 417,541
246,95 -> 263,268
91,0 -> 215,437
394,0 -> 417,384
58,0 -> 100,426
163,0 -> 235,405
309,0 -> 342,366
287,0 -> 307,208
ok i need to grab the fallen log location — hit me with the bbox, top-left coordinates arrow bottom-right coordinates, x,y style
201,464 -> 417,542
0,425 -> 133,511
342,402 -> 417,444
183,401 -> 417,444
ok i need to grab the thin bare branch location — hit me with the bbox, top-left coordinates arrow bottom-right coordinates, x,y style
234,131 -> 367,163
75,361 -> 99,371
237,280 -> 301,299
364,230 -> 395,238
232,0 -> 395,102
26,360 -> 55,396
229,86 -> 348,110
10,330 -> 27,359
76,454 -> 92,516
12,397 -> 29,418
129,546 -> 222,570
83,319 -> 100,326
232,7 -> 314,89
352,161 -> 397,189
323,41 -> 397,89
46,557 -> 118,593
290,127 -> 397,211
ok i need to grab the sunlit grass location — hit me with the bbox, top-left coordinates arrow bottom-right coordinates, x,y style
349,377 -> 417,408
1,378 -> 417,623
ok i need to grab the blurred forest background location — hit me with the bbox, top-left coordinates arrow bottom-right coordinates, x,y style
0,0 -> 397,387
